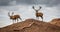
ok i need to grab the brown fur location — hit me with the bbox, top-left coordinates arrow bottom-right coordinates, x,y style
8,12 -> 22,23
36,12 -> 43,17
32,6 -> 43,21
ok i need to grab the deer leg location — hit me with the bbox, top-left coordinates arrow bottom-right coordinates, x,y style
36,17 -> 37,19
13,20 -> 14,24
37,17 -> 39,19
15,19 -> 16,23
17,19 -> 18,23
41,16 -> 43,21
36,17 -> 39,19
19,17 -> 22,21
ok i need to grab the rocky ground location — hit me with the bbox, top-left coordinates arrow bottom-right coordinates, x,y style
50,18 -> 60,26
0,19 -> 60,32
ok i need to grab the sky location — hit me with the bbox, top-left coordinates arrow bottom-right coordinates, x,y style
0,0 -> 60,28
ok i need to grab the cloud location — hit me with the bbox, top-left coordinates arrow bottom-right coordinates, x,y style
16,0 -> 60,6
0,5 -> 60,28
9,0 -> 16,6
0,5 -> 60,21
0,0 -> 10,6
0,0 -> 60,6
0,0 -> 16,6
0,0 -> 60,28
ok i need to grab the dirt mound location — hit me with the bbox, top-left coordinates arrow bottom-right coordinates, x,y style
50,18 -> 60,26
0,19 -> 60,32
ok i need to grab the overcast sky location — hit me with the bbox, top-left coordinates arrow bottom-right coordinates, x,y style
0,0 -> 60,28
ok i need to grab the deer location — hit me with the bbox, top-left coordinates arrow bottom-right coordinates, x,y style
32,6 -> 43,21
8,12 -> 22,23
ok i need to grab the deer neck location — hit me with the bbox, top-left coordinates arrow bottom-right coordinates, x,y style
36,11 -> 38,13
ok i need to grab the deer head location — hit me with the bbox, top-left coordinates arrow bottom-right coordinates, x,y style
8,12 -> 14,16
8,12 -> 14,19
32,6 -> 42,12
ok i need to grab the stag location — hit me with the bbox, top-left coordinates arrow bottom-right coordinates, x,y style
32,6 -> 43,21
8,12 -> 22,23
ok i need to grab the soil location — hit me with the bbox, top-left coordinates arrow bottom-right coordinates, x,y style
0,19 -> 60,32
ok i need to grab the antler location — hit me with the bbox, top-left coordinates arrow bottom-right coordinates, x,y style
39,6 -> 42,9
32,6 -> 36,10
32,6 -> 42,11
8,12 -> 10,16
38,6 -> 42,11
11,12 -> 14,16
32,6 -> 34,9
